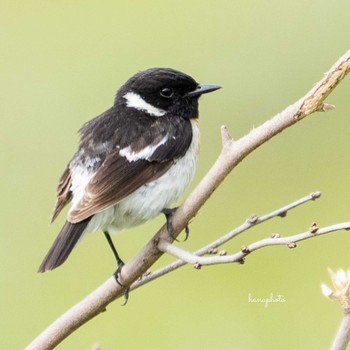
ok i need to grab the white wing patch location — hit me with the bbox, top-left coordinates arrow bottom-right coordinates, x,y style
123,92 -> 166,117
119,134 -> 169,162
69,165 -> 94,210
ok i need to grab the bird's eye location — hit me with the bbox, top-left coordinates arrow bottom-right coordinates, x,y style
160,87 -> 174,98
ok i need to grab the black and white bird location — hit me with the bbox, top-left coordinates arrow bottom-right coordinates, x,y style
38,67 -> 220,274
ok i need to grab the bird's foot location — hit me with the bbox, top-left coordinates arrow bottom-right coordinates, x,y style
113,260 -> 129,305
162,208 -> 190,241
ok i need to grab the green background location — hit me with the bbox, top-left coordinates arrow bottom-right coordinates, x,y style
2,1 -> 350,349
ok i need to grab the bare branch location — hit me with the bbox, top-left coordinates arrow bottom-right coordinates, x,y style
331,311 -> 350,350
158,222 -> 350,266
26,50 -> 350,350
132,191 -> 322,289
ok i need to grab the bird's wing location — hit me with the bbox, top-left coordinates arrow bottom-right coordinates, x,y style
68,153 -> 172,223
67,120 -> 194,223
51,165 -> 73,223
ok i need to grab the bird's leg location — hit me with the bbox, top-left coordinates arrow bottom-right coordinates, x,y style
162,208 -> 190,241
103,231 -> 129,304
103,230 -> 125,267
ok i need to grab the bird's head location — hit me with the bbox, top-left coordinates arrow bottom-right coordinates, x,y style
115,67 -> 221,119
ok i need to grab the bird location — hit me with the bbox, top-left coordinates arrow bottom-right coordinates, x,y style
38,67 -> 220,276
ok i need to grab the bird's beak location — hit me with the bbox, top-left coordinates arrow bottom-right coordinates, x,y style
184,84 -> 221,98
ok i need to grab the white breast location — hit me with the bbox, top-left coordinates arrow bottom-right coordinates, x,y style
86,119 -> 200,234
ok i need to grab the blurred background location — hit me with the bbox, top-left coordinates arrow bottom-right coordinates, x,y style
1,1 -> 350,349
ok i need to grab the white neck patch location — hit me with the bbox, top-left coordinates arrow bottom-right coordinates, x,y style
123,92 -> 166,117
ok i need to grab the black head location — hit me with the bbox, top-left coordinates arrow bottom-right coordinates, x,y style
115,68 -> 220,119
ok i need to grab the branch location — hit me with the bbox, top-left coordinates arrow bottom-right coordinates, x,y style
131,191 -> 321,288
331,311 -> 350,350
26,50 -> 350,350
321,269 -> 350,350
158,222 -> 350,266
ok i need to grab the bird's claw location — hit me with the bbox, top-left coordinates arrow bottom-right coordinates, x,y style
162,208 -> 190,241
113,261 -> 129,305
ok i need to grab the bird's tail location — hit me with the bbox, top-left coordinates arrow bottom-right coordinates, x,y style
38,218 -> 90,273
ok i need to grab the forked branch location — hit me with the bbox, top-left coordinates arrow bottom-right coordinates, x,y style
158,221 -> 350,267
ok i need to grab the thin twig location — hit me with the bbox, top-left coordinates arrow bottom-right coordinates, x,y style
158,222 -> 350,266
131,191 -> 321,289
